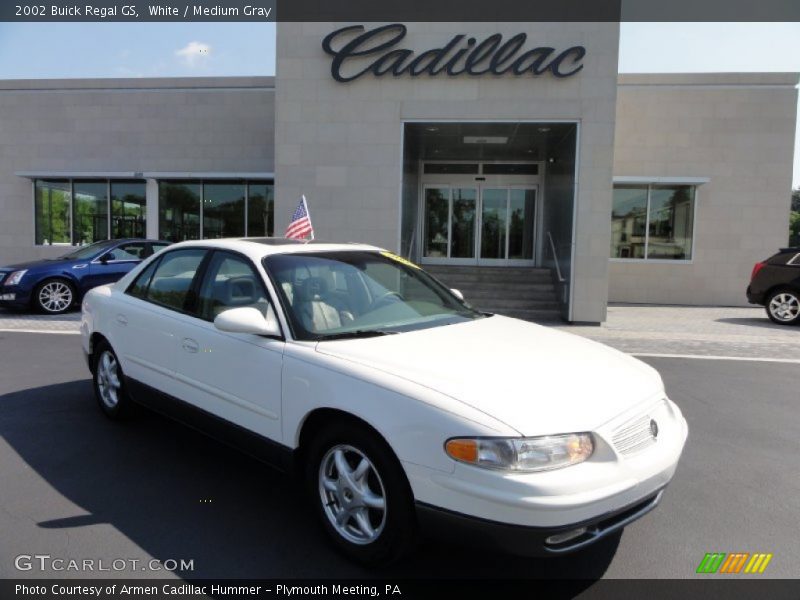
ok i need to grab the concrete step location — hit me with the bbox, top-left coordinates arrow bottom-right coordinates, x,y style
485,308 -> 564,322
424,265 -> 550,275
470,298 -> 560,310
461,287 -> 557,302
425,268 -> 553,285
422,265 -> 562,323
437,276 -> 554,288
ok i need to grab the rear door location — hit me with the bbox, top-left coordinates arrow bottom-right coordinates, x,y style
112,247 -> 209,400
171,250 -> 285,441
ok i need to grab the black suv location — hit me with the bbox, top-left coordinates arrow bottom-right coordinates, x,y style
747,247 -> 800,325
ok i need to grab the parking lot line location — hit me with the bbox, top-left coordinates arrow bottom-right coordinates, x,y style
632,352 -> 800,364
0,328 -> 80,335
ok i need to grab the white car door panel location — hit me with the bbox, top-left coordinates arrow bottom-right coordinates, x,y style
107,247 -> 208,400
172,319 -> 284,441
169,250 -> 285,441
113,296 -> 184,398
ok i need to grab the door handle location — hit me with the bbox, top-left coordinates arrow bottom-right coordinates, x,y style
115,314 -> 128,326
182,338 -> 199,354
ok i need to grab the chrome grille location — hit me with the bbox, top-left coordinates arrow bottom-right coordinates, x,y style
612,413 -> 657,456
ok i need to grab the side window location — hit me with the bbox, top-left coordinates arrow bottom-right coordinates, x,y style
197,252 -> 271,322
144,249 -> 207,312
127,259 -> 160,299
108,243 -> 147,261
150,242 -> 171,256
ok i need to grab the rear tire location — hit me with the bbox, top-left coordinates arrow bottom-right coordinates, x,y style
765,288 -> 800,325
305,420 -> 417,566
92,341 -> 134,419
33,278 -> 75,314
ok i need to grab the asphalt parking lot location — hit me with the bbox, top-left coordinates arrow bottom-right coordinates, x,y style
0,316 -> 798,582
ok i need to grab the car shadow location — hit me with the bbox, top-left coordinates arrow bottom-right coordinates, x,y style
0,379 -> 618,586
715,317 -> 794,330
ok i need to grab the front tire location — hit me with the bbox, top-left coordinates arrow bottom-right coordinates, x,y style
34,278 -> 75,314
305,421 -> 417,566
92,341 -> 134,419
765,288 -> 800,325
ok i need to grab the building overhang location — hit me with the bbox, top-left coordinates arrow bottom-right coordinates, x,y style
16,171 -> 275,180
613,176 -> 710,185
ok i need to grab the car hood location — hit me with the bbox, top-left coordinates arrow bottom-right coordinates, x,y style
0,258 -> 79,272
315,315 -> 665,436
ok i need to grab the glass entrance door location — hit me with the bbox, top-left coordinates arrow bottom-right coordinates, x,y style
479,187 -> 536,265
422,184 -> 536,265
423,185 -> 477,263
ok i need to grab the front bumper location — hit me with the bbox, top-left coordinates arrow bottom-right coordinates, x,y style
405,397 -> 688,555
417,487 -> 664,556
0,284 -> 33,308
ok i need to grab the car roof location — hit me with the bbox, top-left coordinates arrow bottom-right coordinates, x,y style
161,237 -> 384,261
109,238 -> 170,244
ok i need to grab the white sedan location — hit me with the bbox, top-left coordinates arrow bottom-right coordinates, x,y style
81,238 -> 688,565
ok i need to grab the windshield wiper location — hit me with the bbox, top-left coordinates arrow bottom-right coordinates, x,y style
316,329 -> 398,341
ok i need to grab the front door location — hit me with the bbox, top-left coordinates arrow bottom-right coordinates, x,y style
171,250 -> 284,442
421,184 -> 537,266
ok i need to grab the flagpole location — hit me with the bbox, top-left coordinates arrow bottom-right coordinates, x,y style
301,194 -> 315,240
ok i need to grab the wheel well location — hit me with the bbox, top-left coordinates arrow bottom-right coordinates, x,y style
88,332 -> 109,372
295,409 -> 401,473
766,284 -> 800,297
36,275 -> 76,289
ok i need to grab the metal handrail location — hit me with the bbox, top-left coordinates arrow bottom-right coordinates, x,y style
547,231 -> 566,283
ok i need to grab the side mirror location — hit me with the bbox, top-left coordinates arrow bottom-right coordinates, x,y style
214,306 -> 281,337
99,252 -> 113,264
450,288 -> 465,301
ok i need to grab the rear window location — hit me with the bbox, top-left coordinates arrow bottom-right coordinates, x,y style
126,248 -> 207,313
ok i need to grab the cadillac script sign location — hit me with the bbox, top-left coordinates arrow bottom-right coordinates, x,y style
322,24 -> 586,83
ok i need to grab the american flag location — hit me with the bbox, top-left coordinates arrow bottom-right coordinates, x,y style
285,195 -> 314,240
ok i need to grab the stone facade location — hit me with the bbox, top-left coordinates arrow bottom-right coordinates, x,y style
0,42 -> 797,320
275,22 -> 621,323
611,73 -> 798,306
0,77 -> 274,264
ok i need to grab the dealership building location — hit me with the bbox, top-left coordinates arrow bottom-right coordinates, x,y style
0,22 -> 796,322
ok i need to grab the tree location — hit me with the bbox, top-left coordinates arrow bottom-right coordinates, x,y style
789,189 -> 800,246
790,210 -> 800,246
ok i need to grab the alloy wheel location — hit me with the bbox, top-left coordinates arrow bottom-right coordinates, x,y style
96,350 -> 122,409
768,292 -> 800,322
318,444 -> 388,545
38,281 -> 73,313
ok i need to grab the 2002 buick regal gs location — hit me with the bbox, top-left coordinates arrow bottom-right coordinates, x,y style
80,238 -> 688,565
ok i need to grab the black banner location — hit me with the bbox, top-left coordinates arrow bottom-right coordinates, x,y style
2,0 -> 800,22
3,579 -> 800,600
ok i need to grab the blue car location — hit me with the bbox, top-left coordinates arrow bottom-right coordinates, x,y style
0,239 -> 170,314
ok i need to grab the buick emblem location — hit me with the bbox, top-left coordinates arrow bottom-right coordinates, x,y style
650,419 -> 659,439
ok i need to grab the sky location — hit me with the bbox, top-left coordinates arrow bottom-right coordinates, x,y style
0,22 -> 798,186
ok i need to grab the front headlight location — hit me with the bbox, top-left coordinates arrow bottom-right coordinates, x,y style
445,433 -> 594,472
5,270 -> 27,286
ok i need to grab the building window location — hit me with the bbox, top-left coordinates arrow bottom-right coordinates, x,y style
72,181 -> 109,245
203,181 -> 245,239
111,181 -> 146,239
159,180 -> 273,242
247,181 -> 274,237
34,178 -> 148,246
611,184 -> 695,261
159,181 -> 201,242
35,180 -> 71,245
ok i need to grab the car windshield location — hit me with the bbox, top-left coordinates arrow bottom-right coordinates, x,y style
263,251 -> 485,341
59,240 -> 118,260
